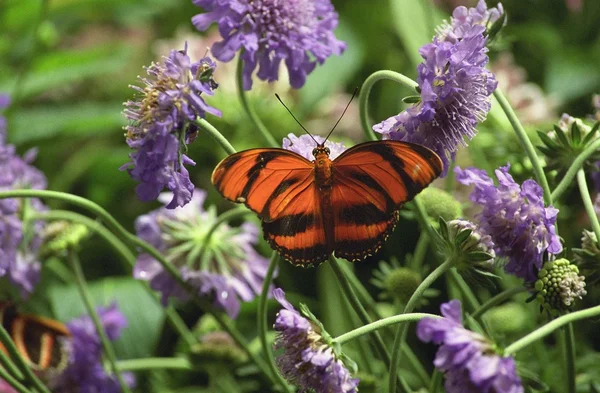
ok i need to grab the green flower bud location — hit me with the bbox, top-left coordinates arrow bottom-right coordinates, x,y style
189,331 -> 247,367
535,258 -> 587,313
419,187 -> 463,223
41,221 -> 89,255
383,267 -> 421,304
573,230 -> 600,285
484,302 -> 529,335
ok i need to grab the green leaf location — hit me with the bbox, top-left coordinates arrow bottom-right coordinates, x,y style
536,130 -> 560,149
467,251 -> 494,262
546,50 -> 600,101
552,125 -> 570,147
49,276 -> 165,359
454,229 -> 473,247
581,122 -> 598,145
571,121 -> 581,145
402,95 -> 421,104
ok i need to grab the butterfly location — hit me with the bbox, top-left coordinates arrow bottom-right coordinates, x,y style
0,303 -> 70,372
212,138 -> 442,266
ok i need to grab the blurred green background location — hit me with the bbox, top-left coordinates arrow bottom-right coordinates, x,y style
1,0 -> 600,390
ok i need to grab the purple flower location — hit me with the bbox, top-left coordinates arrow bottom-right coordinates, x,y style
417,300 -> 523,393
0,100 -> 47,297
436,0 -> 504,42
374,1 -> 501,175
282,133 -> 346,160
273,288 -> 359,393
192,0 -> 346,90
121,46 -> 221,208
56,303 -> 134,393
134,189 -> 271,318
455,165 -> 562,282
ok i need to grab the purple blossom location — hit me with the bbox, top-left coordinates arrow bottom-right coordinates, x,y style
374,1 -> 500,175
134,189 -> 271,318
436,0 -> 504,42
273,288 -> 359,393
121,46 -> 221,208
282,133 -> 346,160
0,99 -> 47,297
192,0 -> 346,90
417,300 -> 523,393
455,165 -> 562,282
56,303 -> 134,393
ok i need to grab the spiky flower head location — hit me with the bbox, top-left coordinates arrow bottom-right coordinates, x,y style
374,1 -> 501,175
534,258 -> 586,315
417,300 -> 523,393
0,100 -> 47,297
134,189 -> 271,318
371,261 -> 422,304
192,0 -> 346,90
121,45 -> 221,208
282,133 -> 347,161
41,221 -> 89,257
419,187 -> 463,223
273,288 -> 359,393
455,165 -> 562,283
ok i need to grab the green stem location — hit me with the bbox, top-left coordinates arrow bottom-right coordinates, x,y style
388,257 -> 454,393
493,89 -> 552,206
577,169 -> 600,245
0,367 -> 30,393
563,323 -> 576,393
471,286 -> 528,320
429,370 -> 443,393
359,70 -> 419,141
505,304 -> 600,355
335,313 -> 440,344
0,325 -> 50,393
258,254 -> 291,393
116,357 -> 193,372
552,138 -> 600,201
410,232 -> 429,271
449,269 -> 481,311
69,252 -> 132,393
196,118 -> 237,155
165,307 -> 197,348
236,56 -> 278,148
410,196 -> 438,241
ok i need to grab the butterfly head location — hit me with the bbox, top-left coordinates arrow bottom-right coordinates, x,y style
312,145 -> 330,158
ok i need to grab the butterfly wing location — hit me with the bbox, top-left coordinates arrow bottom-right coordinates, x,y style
331,140 -> 442,261
212,149 -> 328,266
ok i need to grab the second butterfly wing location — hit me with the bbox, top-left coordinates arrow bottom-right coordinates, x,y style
330,141 -> 443,261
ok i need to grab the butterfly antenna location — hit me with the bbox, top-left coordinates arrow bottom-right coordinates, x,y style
323,87 -> 359,143
275,94 -> 320,146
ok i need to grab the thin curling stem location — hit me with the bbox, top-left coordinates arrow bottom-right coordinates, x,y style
552,138 -> 600,201
577,169 -> 600,246
196,118 -> 237,155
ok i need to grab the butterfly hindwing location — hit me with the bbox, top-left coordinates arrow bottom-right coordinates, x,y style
212,149 -> 314,221
331,140 -> 443,261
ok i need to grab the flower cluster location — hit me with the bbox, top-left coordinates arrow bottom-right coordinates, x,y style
535,258 -> 586,313
455,165 -> 562,282
121,46 -> 221,208
417,300 -> 523,393
273,288 -> 359,393
55,303 -> 135,392
282,133 -> 346,160
0,95 -> 47,297
192,0 -> 346,90
134,189 -> 270,318
374,0 -> 501,174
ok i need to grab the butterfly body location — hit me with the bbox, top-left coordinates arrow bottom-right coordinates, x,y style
212,140 -> 442,267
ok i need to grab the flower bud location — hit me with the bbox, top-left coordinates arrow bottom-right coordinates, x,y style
535,258 -> 587,314
419,188 -> 463,223
484,302 -> 530,335
41,221 -> 89,255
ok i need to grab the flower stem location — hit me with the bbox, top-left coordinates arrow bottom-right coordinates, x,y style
68,252 -> 132,393
258,254 -> 292,393
449,269 -> 481,311
388,257 -> 454,393
236,56 -> 278,148
552,138 -> 600,201
563,323 -> 576,393
429,370 -> 443,393
196,118 -> 237,155
577,169 -> 600,245
493,89 -> 552,206
471,286 -> 528,320
0,324 -> 50,393
410,232 -> 429,271
116,357 -> 193,372
335,313 -> 441,345
504,304 -> 600,355
359,70 -> 419,141
0,367 -> 30,393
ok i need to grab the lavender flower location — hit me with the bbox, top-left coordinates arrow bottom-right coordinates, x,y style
417,300 -> 523,393
455,165 -> 562,282
374,1 -> 500,175
56,303 -> 134,392
0,100 -> 47,297
121,46 -> 221,208
134,189 -> 271,318
192,0 -> 346,90
273,288 -> 359,393
282,133 -> 346,160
